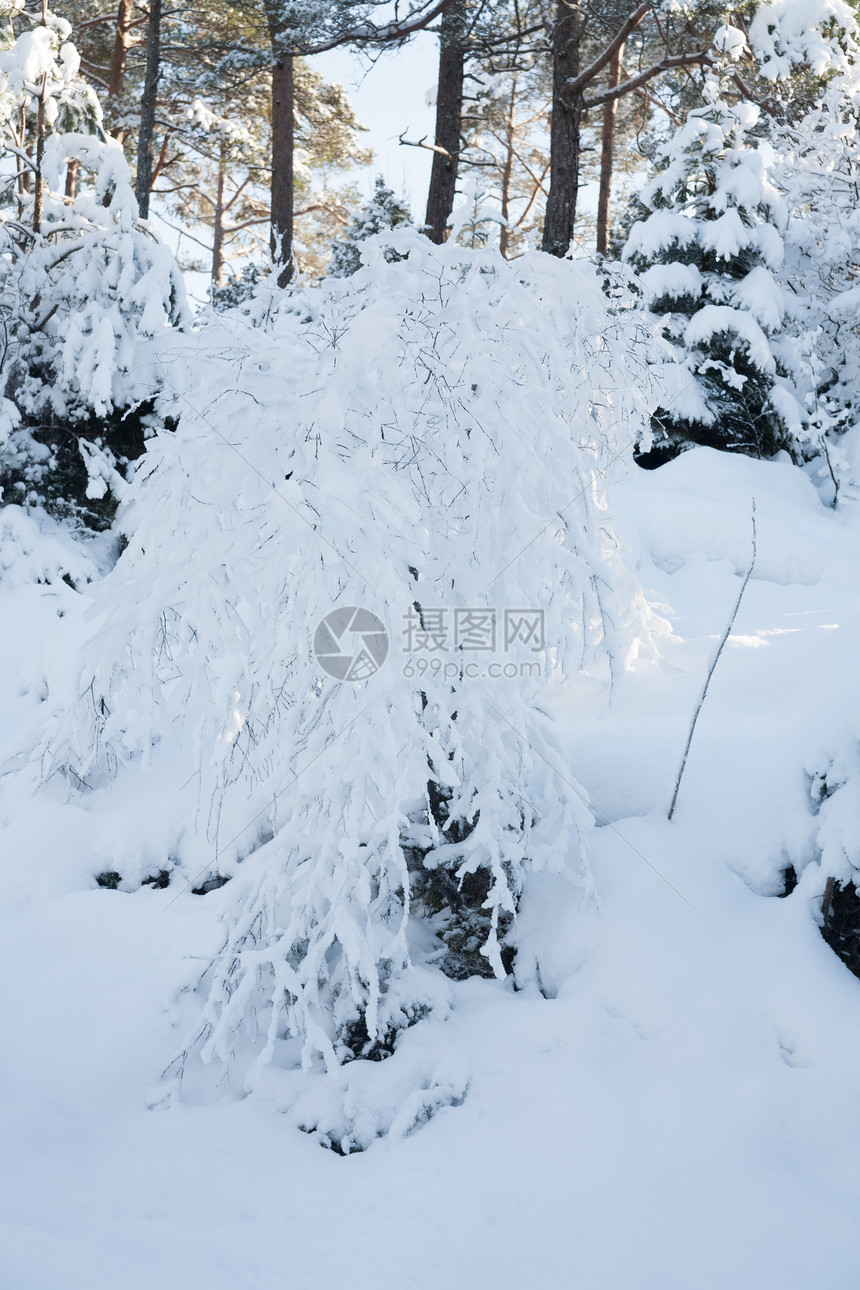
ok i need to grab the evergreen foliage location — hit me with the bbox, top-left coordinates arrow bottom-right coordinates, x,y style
328,176 -> 412,277
769,67 -> 860,479
210,262 -> 264,312
624,31 -> 791,462
0,7 -> 185,530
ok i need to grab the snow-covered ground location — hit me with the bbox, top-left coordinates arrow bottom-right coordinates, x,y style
3,447 -> 860,1290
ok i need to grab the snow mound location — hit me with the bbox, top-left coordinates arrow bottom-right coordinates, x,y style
278,1026 -> 470,1155
619,448 -> 828,585
0,505 -> 108,588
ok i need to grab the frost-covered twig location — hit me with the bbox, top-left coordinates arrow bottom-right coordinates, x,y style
668,498 -> 758,821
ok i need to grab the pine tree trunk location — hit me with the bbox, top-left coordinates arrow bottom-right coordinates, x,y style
270,50 -> 294,286
424,0 -> 466,244
499,75 -> 518,259
135,0 -> 161,219
33,71 -> 46,233
212,143 -> 227,289
64,158 -> 78,202
596,43 -> 623,257
108,0 -> 134,141
542,0 -> 583,258
18,107 -> 30,205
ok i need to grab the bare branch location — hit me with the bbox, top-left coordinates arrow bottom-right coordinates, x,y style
568,1 -> 651,95
293,204 -> 350,226
585,50 -> 711,109
398,130 -> 451,158
731,71 -> 767,107
668,499 -> 758,820
76,12 -> 123,31
302,0 -> 449,56
222,216 -> 272,233
222,176 -> 253,213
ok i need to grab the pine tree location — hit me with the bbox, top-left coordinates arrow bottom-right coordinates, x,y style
328,176 -> 411,277
624,30 -> 791,462
161,63 -> 370,288
459,53 -> 552,259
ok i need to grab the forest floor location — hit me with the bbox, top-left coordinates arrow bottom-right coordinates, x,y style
3,446 -> 860,1289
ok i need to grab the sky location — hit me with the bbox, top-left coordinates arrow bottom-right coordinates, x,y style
315,34 -> 439,221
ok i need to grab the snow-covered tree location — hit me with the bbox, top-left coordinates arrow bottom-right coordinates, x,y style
766,77 -> 860,481
328,176 -> 411,277
6,233 -> 664,1096
739,0 -> 860,489
749,0 -> 858,85
756,31 -> 860,496
624,28 -> 792,462
0,6 -> 185,529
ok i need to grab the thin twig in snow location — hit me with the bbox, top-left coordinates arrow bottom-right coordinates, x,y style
668,498 -> 758,821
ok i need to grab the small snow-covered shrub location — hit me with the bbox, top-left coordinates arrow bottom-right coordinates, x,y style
809,737 -> 860,888
803,740 -> 860,974
210,263 -> 264,312
9,233 -> 665,1088
328,175 -> 411,277
0,498 -> 108,587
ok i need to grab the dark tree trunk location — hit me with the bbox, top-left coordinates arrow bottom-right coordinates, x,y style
542,0 -> 584,258
135,0 -> 161,219
263,0 -> 295,288
269,50 -> 294,286
65,158 -> 78,202
33,72 -> 46,232
259,0 -> 447,283
498,74 -> 518,259
424,0 -> 466,244
212,142 -> 227,289
596,41 -> 623,257
108,0 -> 135,140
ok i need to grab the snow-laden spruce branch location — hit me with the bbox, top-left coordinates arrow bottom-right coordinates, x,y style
668,499 -> 758,822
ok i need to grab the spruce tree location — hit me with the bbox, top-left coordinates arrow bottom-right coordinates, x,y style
328,176 -> 411,277
624,33 -> 791,462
